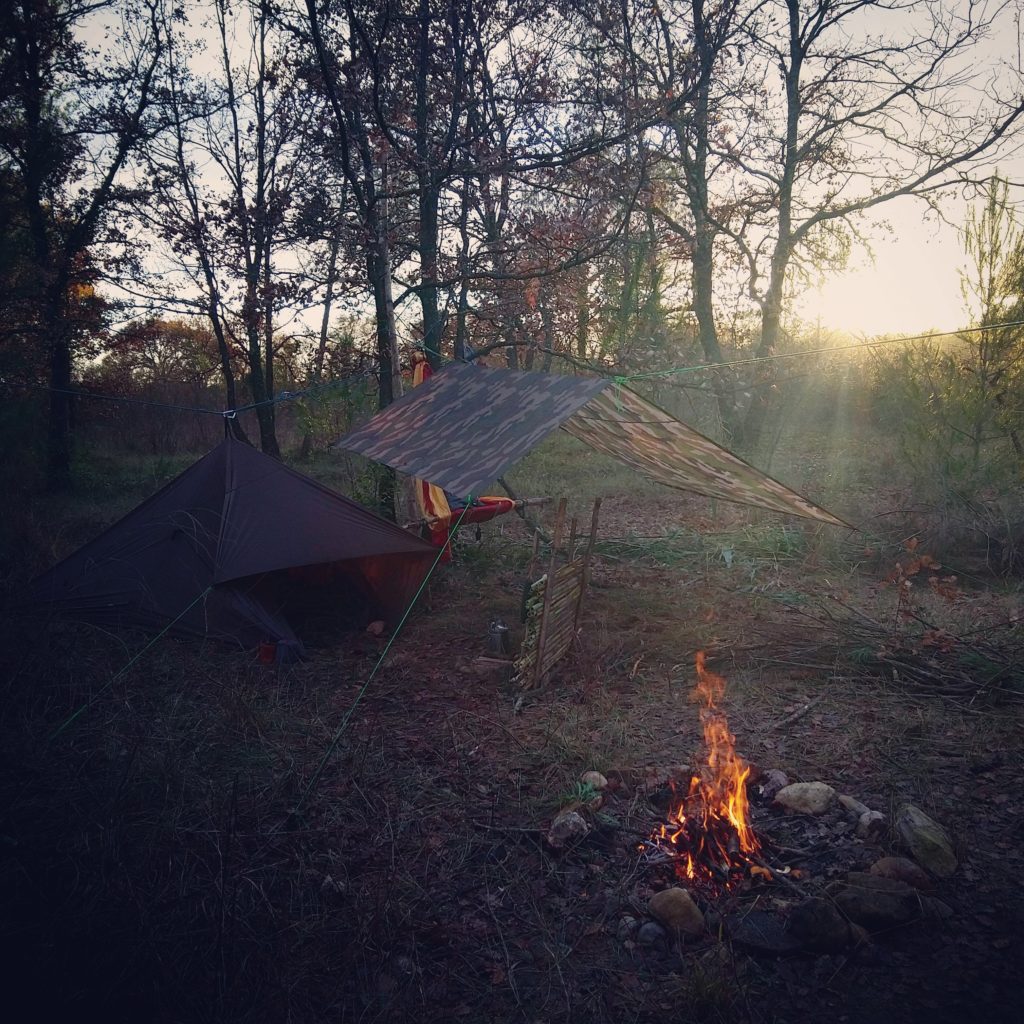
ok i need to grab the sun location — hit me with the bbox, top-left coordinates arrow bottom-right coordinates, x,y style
796,204 -> 968,337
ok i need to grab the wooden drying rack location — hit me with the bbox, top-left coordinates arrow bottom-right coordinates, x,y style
513,497 -> 602,690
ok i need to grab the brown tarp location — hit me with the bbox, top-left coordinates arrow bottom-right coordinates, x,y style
28,436 -> 438,649
337,363 -> 847,527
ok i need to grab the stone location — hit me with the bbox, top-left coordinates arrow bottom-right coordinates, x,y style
547,809 -> 590,849
616,915 -> 639,941
921,896 -> 954,920
895,804 -> 957,877
580,770 -> 609,791
869,856 -> 932,891
774,781 -> 836,815
366,620 -> 386,636
838,794 -> 870,818
636,921 -> 667,945
827,871 -> 919,930
788,898 -> 852,953
856,810 -> 887,840
648,887 -> 705,938
725,910 -> 802,954
760,769 -> 790,801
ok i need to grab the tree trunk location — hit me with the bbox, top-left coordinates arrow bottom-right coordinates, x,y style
540,294 -> 555,372
736,253 -> 787,450
454,174 -> 472,361
692,228 -> 737,438
506,334 -> 520,370
262,240 -> 279,455
415,0 -> 444,371
575,272 -> 590,361
46,316 -> 73,491
418,182 -> 444,369
200,268 -> 248,441
300,226 -> 341,458
243,308 -> 280,457
454,277 -> 470,361
367,231 -> 402,517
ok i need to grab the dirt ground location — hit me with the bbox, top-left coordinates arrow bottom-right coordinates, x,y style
1,436 -> 1022,1024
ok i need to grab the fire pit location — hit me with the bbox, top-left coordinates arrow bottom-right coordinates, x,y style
558,652 -> 964,956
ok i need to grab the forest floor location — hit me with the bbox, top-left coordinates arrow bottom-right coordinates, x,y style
2,428 -> 1023,1023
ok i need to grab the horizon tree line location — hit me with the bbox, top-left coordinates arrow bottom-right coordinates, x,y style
3,0 -> 1024,488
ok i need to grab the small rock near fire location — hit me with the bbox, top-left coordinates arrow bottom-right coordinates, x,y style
725,910 -> 802,954
869,856 -> 932,891
636,921 -> 667,946
648,887 -> 705,938
838,794 -> 870,818
827,871 -> 918,930
788,898 -> 852,953
760,769 -> 789,801
547,809 -> 590,849
774,781 -> 836,815
895,804 -> 958,877
856,810 -> 887,840
580,770 -> 608,791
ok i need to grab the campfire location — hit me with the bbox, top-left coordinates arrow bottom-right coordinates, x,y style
649,652 -> 762,886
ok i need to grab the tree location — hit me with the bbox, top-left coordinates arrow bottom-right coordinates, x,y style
959,172 -> 1024,463
135,3 -> 247,441
639,0 -> 753,435
870,176 -> 1024,566
723,0 -> 1024,448
0,0 -> 165,487
303,0 -> 405,416
145,0 -> 319,457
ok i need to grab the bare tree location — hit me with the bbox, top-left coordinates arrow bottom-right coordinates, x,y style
0,0 -> 165,487
723,0 -> 1024,446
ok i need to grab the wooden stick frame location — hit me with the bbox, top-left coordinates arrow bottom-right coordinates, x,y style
532,498 -> 567,689
515,496 -> 601,691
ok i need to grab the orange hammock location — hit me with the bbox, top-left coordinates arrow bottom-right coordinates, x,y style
411,353 -> 517,559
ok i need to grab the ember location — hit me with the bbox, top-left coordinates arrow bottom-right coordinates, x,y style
650,652 -> 762,886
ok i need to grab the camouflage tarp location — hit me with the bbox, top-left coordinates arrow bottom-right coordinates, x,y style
564,385 -> 847,526
337,363 -> 847,527
337,363 -> 606,496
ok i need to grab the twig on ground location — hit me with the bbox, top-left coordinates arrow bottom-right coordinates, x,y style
768,692 -> 827,731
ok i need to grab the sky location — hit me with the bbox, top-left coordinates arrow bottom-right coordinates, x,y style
794,198 -> 970,336
793,2 -> 1024,339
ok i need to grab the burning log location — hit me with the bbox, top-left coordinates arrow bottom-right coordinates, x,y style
648,652 -> 763,888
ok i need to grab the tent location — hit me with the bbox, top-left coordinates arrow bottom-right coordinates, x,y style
28,435 -> 438,650
337,362 -> 847,527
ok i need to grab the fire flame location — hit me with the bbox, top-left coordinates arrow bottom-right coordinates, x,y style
651,651 -> 761,885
